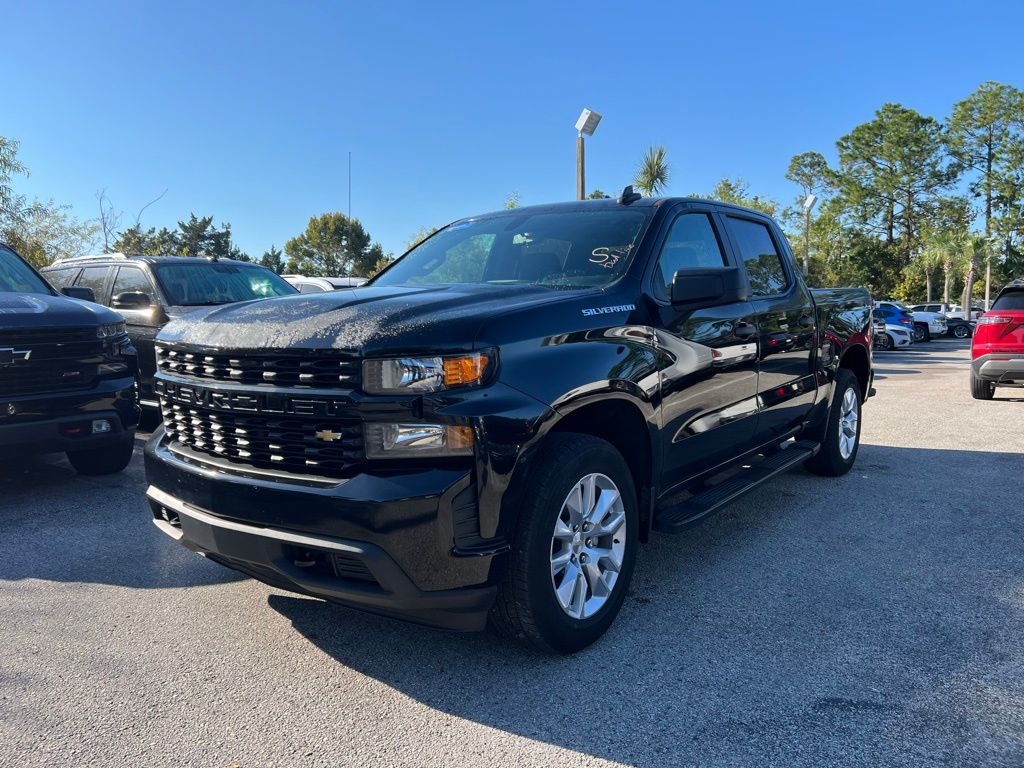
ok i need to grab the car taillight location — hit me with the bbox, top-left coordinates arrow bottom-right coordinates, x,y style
977,316 -> 1012,325
899,317 -> 910,324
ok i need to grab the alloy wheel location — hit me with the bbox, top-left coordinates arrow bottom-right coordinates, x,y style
838,387 -> 859,460
550,473 -> 626,620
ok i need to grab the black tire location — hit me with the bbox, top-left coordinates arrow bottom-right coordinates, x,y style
877,333 -> 894,351
805,369 -> 861,477
970,372 -> 995,400
953,324 -> 971,339
913,323 -> 931,342
490,433 -> 638,654
66,433 -> 135,475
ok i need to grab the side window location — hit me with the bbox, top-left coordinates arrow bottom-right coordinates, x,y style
727,217 -> 789,297
111,266 -> 154,298
654,213 -> 727,298
297,282 -> 326,293
43,267 -> 79,288
75,266 -> 112,303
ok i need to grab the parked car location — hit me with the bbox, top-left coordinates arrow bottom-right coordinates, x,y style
41,255 -> 296,409
912,302 -> 984,321
0,243 -> 139,474
872,310 -> 913,350
944,316 -> 975,338
878,300 -> 946,342
970,279 -> 1024,399
282,275 -> 368,293
145,193 -> 873,653
874,304 -> 916,336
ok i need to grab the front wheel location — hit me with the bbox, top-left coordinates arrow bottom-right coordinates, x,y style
805,369 -> 861,477
913,323 -> 930,342
490,433 -> 638,654
953,324 -> 971,339
876,333 -> 894,351
67,434 -> 135,475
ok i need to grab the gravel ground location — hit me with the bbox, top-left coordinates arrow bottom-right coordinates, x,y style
2,338 -> 1023,767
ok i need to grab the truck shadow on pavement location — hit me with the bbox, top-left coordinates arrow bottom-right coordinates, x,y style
267,442 -> 1024,767
0,440 -> 244,589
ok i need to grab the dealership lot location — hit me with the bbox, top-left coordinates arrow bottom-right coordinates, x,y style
2,339 -> 1023,768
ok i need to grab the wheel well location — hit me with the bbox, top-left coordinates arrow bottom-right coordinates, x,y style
840,344 -> 870,399
549,399 -> 653,538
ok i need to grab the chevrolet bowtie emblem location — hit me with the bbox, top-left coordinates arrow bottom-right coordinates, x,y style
0,347 -> 31,366
315,429 -> 343,442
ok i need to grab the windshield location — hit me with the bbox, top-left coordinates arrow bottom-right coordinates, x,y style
153,262 -> 296,306
371,208 -> 653,289
0,246 -> 52,295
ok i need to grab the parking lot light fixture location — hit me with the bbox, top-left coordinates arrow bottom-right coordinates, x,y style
575,108 -> 602,200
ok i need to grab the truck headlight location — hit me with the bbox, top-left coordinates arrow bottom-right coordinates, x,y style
97,321 -> 126,339
363,423 -> 474,459
362,352 -> 490,394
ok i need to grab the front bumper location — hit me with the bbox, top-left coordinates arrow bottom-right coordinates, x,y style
0,376 -> 139,452
144,432 -> 502,631
972,353 -> 1024,384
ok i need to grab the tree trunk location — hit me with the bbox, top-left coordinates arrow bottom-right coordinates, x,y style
943,262 -> 952,307
925,267 -> 933,302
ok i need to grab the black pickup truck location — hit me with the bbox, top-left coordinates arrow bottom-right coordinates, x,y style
0,243 -> 139,474
144,193 -> 872,652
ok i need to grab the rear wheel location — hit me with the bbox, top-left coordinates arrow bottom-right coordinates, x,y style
66,434 -> 135,475
805,369 -> 861,477
490,433 -> 638,654
970,372 -> 995,400
913,323 -> 930,342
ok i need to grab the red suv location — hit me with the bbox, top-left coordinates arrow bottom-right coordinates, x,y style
971,279 -> 1024,399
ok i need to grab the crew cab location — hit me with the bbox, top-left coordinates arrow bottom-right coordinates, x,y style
41,255 -> 296,409
970,279 -> 1024,399
0,243 -> 139,474
144,193 -> 873,652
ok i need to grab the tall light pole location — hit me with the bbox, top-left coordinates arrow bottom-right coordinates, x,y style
575,108 -> 602,200
802,193 -> 818,275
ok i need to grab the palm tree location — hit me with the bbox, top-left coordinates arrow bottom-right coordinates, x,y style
634,145 -> 670,197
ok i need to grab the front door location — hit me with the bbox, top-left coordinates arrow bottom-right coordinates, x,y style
723,214 -> 816,441
650,207 -> 760,494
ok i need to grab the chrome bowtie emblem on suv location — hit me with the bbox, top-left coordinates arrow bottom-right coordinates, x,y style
0,347 -> 31,366
315,429 -> 343,442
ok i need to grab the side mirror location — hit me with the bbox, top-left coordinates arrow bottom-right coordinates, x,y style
670,267 -> 748,307
112,291 -> 152,309
62,285 -> 95,302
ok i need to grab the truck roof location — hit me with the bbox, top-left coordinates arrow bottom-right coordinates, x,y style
45,254 -> 260,268
457,196 -> 775,224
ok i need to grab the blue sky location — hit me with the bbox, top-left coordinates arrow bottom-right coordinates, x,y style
4,0 -> 1023,260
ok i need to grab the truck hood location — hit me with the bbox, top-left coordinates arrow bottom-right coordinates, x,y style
0,291 -> 122,330
157,284 -> 591,354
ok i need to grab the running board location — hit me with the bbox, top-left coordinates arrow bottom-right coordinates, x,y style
652,440 -> 820,533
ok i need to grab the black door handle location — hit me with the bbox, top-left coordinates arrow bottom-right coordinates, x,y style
734,322 -> 757,339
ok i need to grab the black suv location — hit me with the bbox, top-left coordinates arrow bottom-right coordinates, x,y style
0,243 -> 139,474
41,255 -> 295,408
145,196 -> 872,652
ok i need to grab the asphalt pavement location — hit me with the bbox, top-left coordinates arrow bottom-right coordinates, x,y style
2,338 -> 1023,767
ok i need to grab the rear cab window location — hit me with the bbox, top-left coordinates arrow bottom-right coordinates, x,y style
726,217 -> 790,297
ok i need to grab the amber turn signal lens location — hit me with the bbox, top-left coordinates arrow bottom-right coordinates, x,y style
442,353 -> 489,387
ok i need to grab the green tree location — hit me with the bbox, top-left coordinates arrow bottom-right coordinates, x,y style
1,136 -> 29,224
947,81 -> 1024,305
703,177 -> 779,217
587,189 -> 609,199
634,145 -> 670,197
260,244 -> 284,273
504,191 -> 521,209
835,103 -> 956,259
284,212 -> 384,277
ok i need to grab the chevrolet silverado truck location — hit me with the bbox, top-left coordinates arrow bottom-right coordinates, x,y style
1,243 -> 139,474
144,192 -> 872,652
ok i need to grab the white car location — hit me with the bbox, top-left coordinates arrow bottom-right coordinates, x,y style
878,300 -> 946,341
912,302 -> 984,321
873,311 -> 913,350
282,275 -> 368,293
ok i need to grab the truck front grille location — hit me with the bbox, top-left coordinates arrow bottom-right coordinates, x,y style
0,327 -> 102,397
160,400 -> 363,477
156,347 -> 360,389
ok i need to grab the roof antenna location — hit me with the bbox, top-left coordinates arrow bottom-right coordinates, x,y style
618,185 -> 641,205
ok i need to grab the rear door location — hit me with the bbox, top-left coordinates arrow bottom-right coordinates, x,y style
723,214 -> 817,442
110,265 -> 161,401
649,203 -> 759,489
